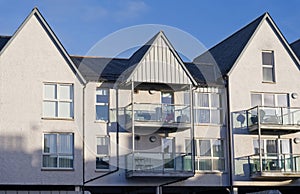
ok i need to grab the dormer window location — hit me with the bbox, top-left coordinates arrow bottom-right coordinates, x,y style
262,51 -> 275,82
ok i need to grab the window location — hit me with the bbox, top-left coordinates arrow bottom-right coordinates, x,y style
194,93 -> 222,124
253,138 -> 291,155
96,136 -> 110,170
251,93 -> 288,107
262,51 -> 275,82
43,83 -> 74,118
188,139 -> 225,172
96,88 -> 109,121
43,133 -> 74,169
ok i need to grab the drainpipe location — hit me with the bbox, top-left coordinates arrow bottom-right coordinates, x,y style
83,86 -> 120,186
82,84 -> 86,192
225,76 -> 233,193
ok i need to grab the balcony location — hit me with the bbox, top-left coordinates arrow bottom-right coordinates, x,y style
123,103 -> 191,131
247,153 -> 300,179
125,152 -> 194,178
246,106 -> 300,134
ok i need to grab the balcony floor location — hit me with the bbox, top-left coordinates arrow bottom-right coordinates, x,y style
249,124 -> 300,134
251,171 -> 300,180
126,170 -> 194,178
126,121 -> 190,131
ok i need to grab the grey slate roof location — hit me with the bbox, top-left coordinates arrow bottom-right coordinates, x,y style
0,36 -> 11,52
290,39 -> 300,59
193,13 -> 266,76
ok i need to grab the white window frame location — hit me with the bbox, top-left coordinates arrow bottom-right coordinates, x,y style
42,133 -> 74,169
262,50 -> 275,83
96,136 -> 110,170
95,88 -> 109,122
43,83 -> 74,119
251,92 -> 289,107
192,138 -> 226,172
194,92 -> 223,125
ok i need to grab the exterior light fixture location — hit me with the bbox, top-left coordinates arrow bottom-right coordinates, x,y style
149,136 -> 157,142
291,93 -> 298,99
294,138 -> 300,144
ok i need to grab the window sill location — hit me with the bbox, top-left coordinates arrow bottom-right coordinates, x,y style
194,123 -> 224,127
41,168 -> 74,171
94,120 -> 108,124
42,117 -> 74,121
195,171 -> 226,174
262,81 -> 276,84
95,169 -> 111,172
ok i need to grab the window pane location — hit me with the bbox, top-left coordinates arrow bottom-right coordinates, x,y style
277,94 -> 288,107
263,67 -> 274,82
198,94 -> 209,107
199,159 -> 211,170
251,94 -> 262,107
44,84 -> 56,99
262,52 -> 273,65
212,140 -> 224,157
96,156 -> 110,169
196,109 -> 210,123
97,137 -> 109,155
59,85 -> 72,100
211,94 -> 220,107
266,140 -> 277,154
59,102 -> 72,118
96,95 -> 109,104
59,156 -> 73,168
58,134 -> 73,154
43,101 -> 57,117
199,140 -> 211,156
96,105 -> 109,121
280,139 -> 290,154
264,94 -> 275,106
253,139 -> 264,154
185,139 -> 194,154
43,155 -> 57,167
162,92 -> 174,104
211,109 -> 221,124
44,134 -> 57,153
213,158 -> 225,171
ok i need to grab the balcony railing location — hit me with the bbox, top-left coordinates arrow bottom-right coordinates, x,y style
235,153 -> 300,179
126,152 -> 193,177
247,106 -> 300,126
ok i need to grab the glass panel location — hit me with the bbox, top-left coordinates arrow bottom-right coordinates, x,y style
262,52 -> 273,65
251,94 -> 262,107
266,140 -> 277,154
199,159 -> 211,170
211,109 -> 221,124
161,92 -> 174,104
212,140 -> 224,157
43,155 -> 57,167
44,134 -> 57,153
198,93 -> 209,107
59,156 -> 73,168
277,94 -> 288,107
96,156 -> 110,169
213,158 -> 225,171
263,67 -> 274,82
43,101 -> 57,117
97,137 -> 109,155
59,85 -> 72,100
44,84 -> 56,99
196,109 -> 210,123
253,139 -> 264,154
58,134 -> 73,154
96,105 -> 109,121
280,139 -> 290,154
59,102 -> 72,118
211,93 -> 220,107
199,140 -> 211,156
264,93 -> 275,106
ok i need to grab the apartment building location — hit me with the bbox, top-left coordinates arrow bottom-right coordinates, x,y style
0,7 -> 300,194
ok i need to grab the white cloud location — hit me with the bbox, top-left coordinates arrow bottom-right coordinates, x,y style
114,0 -> 148,21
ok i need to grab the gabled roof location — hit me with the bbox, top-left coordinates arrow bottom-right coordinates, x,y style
71,56 -> 131,82
193,13 -> 265,76
0,36 -> 11,52
194,12 -> 300,76
0,7 -> 86,84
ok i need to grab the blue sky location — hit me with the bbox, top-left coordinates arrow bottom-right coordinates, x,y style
1,0 -> 300,58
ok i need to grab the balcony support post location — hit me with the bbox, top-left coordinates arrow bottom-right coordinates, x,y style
189,84 -> 195,173
258,107 -> 263,172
